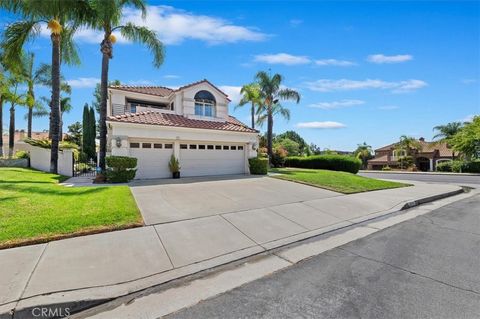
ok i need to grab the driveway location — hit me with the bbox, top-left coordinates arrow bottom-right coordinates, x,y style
129,175 -> 340,225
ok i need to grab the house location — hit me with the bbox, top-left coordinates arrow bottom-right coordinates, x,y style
367,138 -> 454,171
2,130 -> 52,155
106,79 -> 259,179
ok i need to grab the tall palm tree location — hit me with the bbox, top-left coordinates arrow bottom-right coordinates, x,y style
236,83 -> 261,129
0,54 -> 8,158
3,76 -> 27,157
396,135 -> 422,155
88,0 -> 165,171
255,71 -> 300,162
355,142 -> 373,169
1,0 -> 91,172
433,122 -> 463,159
32,95 -> 73,141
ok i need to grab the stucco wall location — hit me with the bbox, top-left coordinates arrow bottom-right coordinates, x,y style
29,146 -> 74,177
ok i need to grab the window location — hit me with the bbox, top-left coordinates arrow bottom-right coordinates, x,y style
223,145 -> 229,150
189,144 -> 197,149
199,145 -> 206,150
231,146 -> 237,150
194,90 -> 216,117
142,143 -> 152,148
164,144 -> 173,149
130,142 -> 140,148
238,146 -> 244,150
393,150 -> 407,158
207,145 -> 214,150
180,144 -> 187,149
154,143 -> 162,149
127,99 -> 171,113
215,145 -> 221,150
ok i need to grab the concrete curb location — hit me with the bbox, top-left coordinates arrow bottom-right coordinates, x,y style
2,187 -> 467,319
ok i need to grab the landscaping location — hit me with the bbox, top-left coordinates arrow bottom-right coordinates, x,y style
0,168 -> 142,248
271,168 -> 410,194
285,154 -> 362,174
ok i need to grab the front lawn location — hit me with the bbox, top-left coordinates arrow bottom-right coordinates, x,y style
271,168 -> 410,194
0,168 -> 142,248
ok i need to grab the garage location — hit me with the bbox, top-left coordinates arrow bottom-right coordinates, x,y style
180,143 -> 246,177
129,141 -> 174,179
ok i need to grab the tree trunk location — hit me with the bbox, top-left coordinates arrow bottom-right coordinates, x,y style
99,38 -> 112,171
267,105 -> 273,166
0,96 -> 3,158
50,33 -> 61,173
251,102 -> 255,129
59,112 -> 63,141
8,103 -> 15,158
27,107 -> 33,138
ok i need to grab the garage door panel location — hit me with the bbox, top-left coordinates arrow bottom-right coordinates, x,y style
130,147 -> 173,179
180,147 -> 245,177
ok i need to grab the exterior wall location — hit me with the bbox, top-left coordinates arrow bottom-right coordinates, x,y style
0,158 -> 29,167
29,146 -> 73,177
180,82 -> 229,121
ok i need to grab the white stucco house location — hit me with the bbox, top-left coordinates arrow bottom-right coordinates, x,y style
106,79 -> 259,179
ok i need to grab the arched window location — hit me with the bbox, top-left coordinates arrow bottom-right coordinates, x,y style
393,149 -> 407,159
194,90 -> 216,117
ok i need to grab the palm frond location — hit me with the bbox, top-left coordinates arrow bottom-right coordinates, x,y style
60,24 -> 81,66
120,23 -> 165,67
2,20 -> 41,65
278,88 -> 301,103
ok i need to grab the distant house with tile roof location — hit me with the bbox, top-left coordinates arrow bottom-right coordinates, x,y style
106,79 -> 259,179
367,137 -> 454,171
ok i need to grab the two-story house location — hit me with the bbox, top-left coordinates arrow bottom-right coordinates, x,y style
367,138 -> 454,171
106,79 -> 259,179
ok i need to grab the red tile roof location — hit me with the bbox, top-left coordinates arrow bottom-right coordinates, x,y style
107,111 -> 258,133
109,79 -> 231,101
375,140 -> 453,157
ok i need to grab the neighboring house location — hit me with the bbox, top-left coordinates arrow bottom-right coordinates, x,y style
2,130 -> 51,155
106,79 -> 259,179
367,137 -> 454,171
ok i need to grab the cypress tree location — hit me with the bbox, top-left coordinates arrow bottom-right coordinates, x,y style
89,106 -> 96,161
82,103 -> 90,159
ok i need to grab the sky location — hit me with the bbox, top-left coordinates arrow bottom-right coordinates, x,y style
1,0 -> 479,151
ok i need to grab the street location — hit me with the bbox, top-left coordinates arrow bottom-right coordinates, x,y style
359,172 -> 480,187
166,193 -> 480,319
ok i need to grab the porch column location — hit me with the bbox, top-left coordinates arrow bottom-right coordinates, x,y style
173,139 -> 180,160
429,159 -> 433,171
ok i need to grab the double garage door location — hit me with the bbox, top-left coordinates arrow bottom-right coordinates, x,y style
129,141 -> 246,179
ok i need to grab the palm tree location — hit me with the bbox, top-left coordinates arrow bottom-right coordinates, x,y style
32,95 -> 73,141
236,83 -> 261,129
355,142 -> 373,169
3,75 -> 27,157
255,71 -> 300,162
395,135 -> 422,169
433,122 -> 463,159
88,0 -> 165,171
0,54 -> 8,158
1,0 -> 91,172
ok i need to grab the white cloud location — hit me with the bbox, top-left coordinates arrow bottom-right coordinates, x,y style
305,78 -> 427,93
462,79 -> 477,84
378,105 -> 399,110
462,114 -> 475,122
296,121 -> 346,129
254,53 -> 310,65
66,77 -> 100,88
163,74 -> 180,79
218,85 -> 242,104
40,6 -> 267,45
315,59 -> 356,66
289,19 -> 303,27
309,99 -> 365,110
367,54 -> 413,64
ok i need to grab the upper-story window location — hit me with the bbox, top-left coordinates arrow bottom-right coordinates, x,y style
392,149 -> 407,158
127,99 -> 172,113
194,90 -> 216,117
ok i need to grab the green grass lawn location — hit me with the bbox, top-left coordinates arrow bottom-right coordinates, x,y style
0,168 -> 142,248
271,168 -> 410,194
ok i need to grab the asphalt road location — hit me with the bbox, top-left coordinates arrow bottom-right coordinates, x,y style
166,194 -> 480,319
359,172 -> 480,186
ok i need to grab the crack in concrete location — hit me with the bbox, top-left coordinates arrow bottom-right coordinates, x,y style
337,247 -> 480,296
418,215 -> 480,237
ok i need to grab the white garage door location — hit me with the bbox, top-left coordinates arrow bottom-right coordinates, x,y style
129,141 -> 173,179
180,143 -> 245,177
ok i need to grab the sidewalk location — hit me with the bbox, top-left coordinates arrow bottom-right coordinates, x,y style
0,182 -> 464,318
359,169 -> 480,176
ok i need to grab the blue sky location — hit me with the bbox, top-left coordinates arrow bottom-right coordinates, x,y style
1,1 -> 479,150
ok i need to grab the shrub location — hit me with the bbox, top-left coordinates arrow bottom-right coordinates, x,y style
14,151 -> 29,159
271,146 -> 288,167
436,161 -> 452,172
249,157 -> 268,175
382,165 -> 392,171
168,155 -> 180,173
398,155 -> 414,169
274,138 -> 300,156
462,160 -> 480,173
285,155 -> 362,174
105,155 -> 137,183
451,160 -> 464,173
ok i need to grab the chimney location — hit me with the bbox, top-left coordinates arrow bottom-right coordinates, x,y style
419,137 -> 425,142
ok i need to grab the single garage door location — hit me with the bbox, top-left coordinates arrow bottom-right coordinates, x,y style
129,141 -> 173,179
180,143 -> 245,177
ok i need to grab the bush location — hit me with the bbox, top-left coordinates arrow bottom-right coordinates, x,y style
461,160 -> 480,173
105,156 -> 137,183
274,138 -> 300,156
398,155 -> 414,169
271,146 -> 287,167
436,161 -> 452,172
249,157 -> 268,175
285,155 -> 362,174
14,151 -> 29,159
382,165 -> 392,171
451,160 -> 464,173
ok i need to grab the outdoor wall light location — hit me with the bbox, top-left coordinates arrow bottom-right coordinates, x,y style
115,137 -> 122,148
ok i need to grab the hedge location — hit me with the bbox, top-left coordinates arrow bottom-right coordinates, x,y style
462,160 -> 480,173
249,157 -> 268,175
436,160 -> 480,173
106,156 -> 138,183
285,155 -> 362,174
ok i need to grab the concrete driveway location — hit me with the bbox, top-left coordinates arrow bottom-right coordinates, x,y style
129,175 -> 340,225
